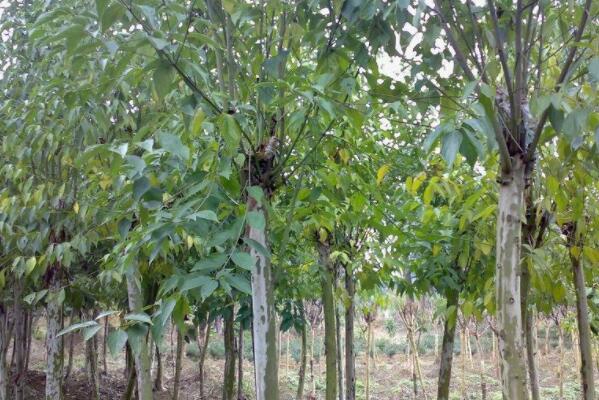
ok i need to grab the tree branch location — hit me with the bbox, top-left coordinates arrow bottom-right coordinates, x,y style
525,0 -> 593,161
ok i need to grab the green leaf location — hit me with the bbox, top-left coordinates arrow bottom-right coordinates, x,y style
127,324 -> 148,356
243,238 -> 271,259
95,310 -> 118,320
153,62 -> 174,99
107,330 -> 128,357
219,114 -> 241,156
124,313 -> 153,325
58,320 -> 99,337
188,210 -> 218,222
441,131 -> 463,168
25,257 -> 36,276
191,109 -> 205,135
247,186 -> 264,205
83,324 -> 103,341
225,274 -> 252,295
133,177 -> 150,201
247,210 -> 265,231
180,275 -> 211,292
423,126 -> 442,153
192,253 -> 228,272
231,251 -> 255,271
200,279 -> 219,299
158,132 -> 189,160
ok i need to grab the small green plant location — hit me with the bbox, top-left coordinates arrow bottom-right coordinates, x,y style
185,341 -> 200,359
208,340 -> 225,360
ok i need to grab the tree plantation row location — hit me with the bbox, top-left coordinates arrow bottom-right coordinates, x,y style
0,0 -> 598,400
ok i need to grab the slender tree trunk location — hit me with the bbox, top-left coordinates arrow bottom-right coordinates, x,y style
154,344 -> 163,392
64,309 -> 76,382
408,326 -> 426,400
173,330 -> 184,400
24,312 -> 33,374
102,317 -> 108,376
344,265 -> 355,400
476,335 -> 487,400
460,329 -> 466,400
237,325 -> 244,400
223,307 -> 236,400
85,312 -> 100,400
246,195 -> 278,400
437,288 -> 459,400
544,321 -> 550,356
0,304 -> 12,400
524,309 -> 540,400
13,280 -> 26,400
122,362 -> 137,400
318,242 -> 337,400
296,323 -> 307,400
366,321 -> 371,400
45,264 -> 64,400
558,324 -> 564,399
126,266 -> 153,400
567,226 -> 596,399
335,301 -> 343,400
198,321 -> 211,400
495,157 -> 529,400
310,327 -> 315,397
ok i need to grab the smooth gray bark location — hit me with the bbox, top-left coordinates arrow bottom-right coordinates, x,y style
126,266 -> 153,400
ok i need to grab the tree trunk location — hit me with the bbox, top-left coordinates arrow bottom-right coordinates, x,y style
64,309 -> 76,382
223,307 -> 236,400
460,329 -> 466,400
0,303 -> 13,400
310,326 -> 315,397
173,330 -> 184,400
198,321 -> 211,400
495,157 -> 529,400
246,195 -> 278,400
318,242 -> 337,400
296,323 -> 307,400
122,362 -> 137,400
13,280 -> 26,400
476,335 -> 487,400
126,266 -> 153,400
154,344 -> 163,392
102,317 -> 108,376
558,324 -> 564,399
85,313 -> 100,400
237,324 -> 244,400
335,299 -> 343,400
408,326 -> 426,400
366,321 -> 371,400
45,265 -> 64,400
524,309 -> 540,400
344,265 -> 355,400
437,288 -> 458,400
567,226 -> 596,399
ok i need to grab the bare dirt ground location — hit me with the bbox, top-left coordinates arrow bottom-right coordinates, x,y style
22,324 -> 586,400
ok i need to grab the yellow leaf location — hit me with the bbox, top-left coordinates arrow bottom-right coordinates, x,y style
339,149 -> 350,164
376,164 -> 390,185
0,270 -> 5,290
187,235 -> 194,249
191,109 -> 205,135
570,246 -> 581,259
99,177 -> 112,190
73,202 -> 79,214
423,181 -> 436,205
25,257 -> 36,276
432,244 -> 441,256
410,172 -> 427,194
